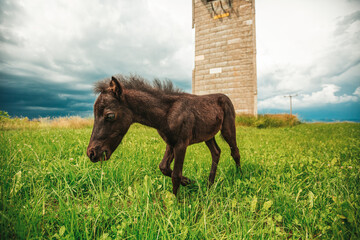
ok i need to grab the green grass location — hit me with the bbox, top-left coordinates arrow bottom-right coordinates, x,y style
0,123 -> 359,239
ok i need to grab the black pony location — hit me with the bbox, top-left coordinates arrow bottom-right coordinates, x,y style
87,75 -> 241,195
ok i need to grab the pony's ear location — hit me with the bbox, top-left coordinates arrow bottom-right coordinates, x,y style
110,76 -> 123,98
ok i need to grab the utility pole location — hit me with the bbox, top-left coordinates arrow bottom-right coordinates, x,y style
284,94 -> 298,116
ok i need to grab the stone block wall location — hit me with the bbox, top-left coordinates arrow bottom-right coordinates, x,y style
192,0 -> 257,115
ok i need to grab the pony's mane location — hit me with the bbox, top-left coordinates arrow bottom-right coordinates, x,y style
94,74 -> 184,95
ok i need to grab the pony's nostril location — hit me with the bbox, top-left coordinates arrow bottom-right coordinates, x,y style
88,149 -> 96,160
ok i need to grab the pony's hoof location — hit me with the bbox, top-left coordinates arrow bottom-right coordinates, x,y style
181,176 -> 192,186
236,166 -> 243,175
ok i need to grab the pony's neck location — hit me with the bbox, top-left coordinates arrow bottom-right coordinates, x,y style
124,89 -> 174,130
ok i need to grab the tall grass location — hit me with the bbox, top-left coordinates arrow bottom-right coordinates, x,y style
0,115 -> 93,130
1,113 -> 299,131
1,122 -> 359,239
37,116 -> 93,129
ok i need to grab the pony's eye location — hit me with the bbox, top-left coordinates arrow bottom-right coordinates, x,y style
105,113 -> 115,120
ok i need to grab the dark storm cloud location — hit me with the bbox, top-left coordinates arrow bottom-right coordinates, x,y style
0,1 -> 192,118
0,72 -> 95,118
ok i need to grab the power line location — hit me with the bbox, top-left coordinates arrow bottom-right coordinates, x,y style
284,94 -> 298,116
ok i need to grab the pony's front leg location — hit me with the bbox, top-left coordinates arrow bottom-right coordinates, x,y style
172,142 -> 188,195
159,144 -> 192,187
159,145 -> 173,177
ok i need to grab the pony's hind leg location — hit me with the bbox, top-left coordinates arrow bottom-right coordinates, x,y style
159,144 -> 192,186
205,137 -> 221,185
221,117 -> 242,174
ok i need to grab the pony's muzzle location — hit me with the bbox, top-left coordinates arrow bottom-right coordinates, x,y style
87,146 -> 110,163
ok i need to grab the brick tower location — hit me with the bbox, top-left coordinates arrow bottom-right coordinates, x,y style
192,0 -> 257,115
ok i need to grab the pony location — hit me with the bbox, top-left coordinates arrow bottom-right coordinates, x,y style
87,75 -> 241,195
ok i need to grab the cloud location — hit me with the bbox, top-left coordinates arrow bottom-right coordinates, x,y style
0,72 -> 95,118
0,0 -> 193,85
334,10 -> 360,35
0,0 -> 193,117
256,0 -> 360,115
354,87 -> 360,96
259,84 -> 359,110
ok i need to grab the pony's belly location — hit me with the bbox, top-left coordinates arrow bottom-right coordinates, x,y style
190,124 -> 222,144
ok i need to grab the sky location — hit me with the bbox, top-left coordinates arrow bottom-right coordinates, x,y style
0,0 -> 359,121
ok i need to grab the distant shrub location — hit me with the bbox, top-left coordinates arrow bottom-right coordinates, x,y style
236,114 -> 301,128
236,114 -> 257,127
0,110 -> 10,120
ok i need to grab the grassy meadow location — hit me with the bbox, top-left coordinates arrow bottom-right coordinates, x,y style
0,116 -> 359,239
